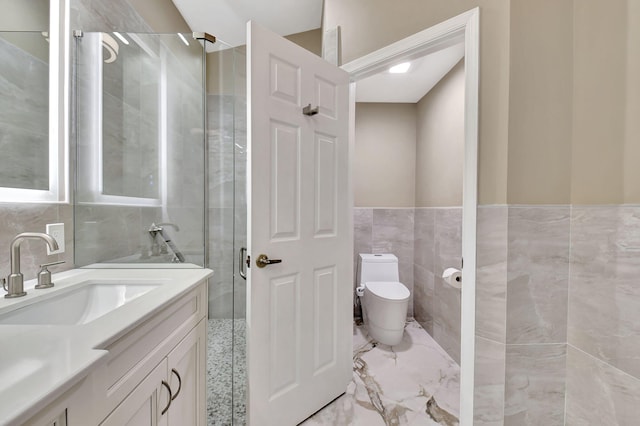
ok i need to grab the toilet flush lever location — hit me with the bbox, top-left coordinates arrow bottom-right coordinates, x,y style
256,254 -> 282,268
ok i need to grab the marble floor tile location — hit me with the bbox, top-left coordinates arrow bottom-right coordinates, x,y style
301,320 -> 460,426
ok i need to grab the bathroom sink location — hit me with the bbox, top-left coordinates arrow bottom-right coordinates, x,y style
0,282 -> 160,325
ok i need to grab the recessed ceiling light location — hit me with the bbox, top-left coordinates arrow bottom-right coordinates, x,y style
389,62 -> 411,74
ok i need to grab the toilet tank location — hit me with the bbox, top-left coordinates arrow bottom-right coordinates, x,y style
357,254 -> 399,284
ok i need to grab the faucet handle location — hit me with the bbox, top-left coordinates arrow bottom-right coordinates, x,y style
35,260 -> 65,289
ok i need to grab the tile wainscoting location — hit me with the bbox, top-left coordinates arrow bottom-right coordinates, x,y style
473,204 -> 640,425
414,207 -> 463,365
566,206 -> 640,424
474,205 -> 570,425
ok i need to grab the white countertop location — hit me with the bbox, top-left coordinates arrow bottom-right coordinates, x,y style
0,266 -> 213,425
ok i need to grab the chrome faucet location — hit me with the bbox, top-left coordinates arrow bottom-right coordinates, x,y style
2,232 -> 59,298
147,223 -> 185,263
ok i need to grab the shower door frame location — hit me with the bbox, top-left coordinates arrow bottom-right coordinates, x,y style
341,8 -> 479,425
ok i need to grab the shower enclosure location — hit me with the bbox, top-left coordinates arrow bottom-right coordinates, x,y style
73,31 -> 247,425
206,41 -> 248,426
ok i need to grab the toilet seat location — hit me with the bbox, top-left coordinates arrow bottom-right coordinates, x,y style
364,281 -> 410,301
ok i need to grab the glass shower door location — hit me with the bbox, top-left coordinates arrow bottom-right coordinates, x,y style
206,40 -> 247,425
74,30 -> 247,425
232,45 -> 247,425
74,32 -> 210,268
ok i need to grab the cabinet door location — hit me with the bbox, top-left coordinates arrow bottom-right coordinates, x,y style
101,359 -> 169,426
166,319 -> 206,426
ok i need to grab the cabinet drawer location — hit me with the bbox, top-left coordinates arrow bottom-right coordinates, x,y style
95,282 -> 206,419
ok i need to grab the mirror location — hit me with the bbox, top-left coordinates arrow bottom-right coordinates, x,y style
0,0 -> 67,202
0,30 -> 49,190
100,33 -> 161,200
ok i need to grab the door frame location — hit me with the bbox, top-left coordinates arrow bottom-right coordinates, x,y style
340,8 -> 479,425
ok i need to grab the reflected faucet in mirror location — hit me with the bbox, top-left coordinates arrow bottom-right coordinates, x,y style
2,232 -> 59,298
147,223 -> 185,263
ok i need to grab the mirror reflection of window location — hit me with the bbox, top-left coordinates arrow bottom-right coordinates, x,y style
0,0 -> 50,191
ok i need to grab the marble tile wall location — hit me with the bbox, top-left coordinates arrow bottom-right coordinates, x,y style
567,205 -> 640,422
74,205 -> 163,265
565,345 -> 640,424
353,208 -> 415,316
506,206 -> 571,345
473,204 -> 640,424
413,207 -> 462,364
474,336 -> 506,426
504,206 -> 571,425
432,208 -> 462,363
71,0 -> 153,32
474,206 -> 508,425
473,205 -> 572,425
504,343 -> 567,425
413,208 -> 435,333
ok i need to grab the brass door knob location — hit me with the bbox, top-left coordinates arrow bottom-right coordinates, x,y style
256,254 -> 282,268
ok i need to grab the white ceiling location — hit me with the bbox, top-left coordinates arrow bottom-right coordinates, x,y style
171,0 -> 323,47
356,42 -> 465,103
172,1 -> 462,103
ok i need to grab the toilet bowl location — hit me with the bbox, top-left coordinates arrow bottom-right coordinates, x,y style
357,254 -> 410,346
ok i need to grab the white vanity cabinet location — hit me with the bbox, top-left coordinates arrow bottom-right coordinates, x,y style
101,319 -> 206,426
4,270 -> 212,426
97,282 -> 208,426
165,318 -> 206,425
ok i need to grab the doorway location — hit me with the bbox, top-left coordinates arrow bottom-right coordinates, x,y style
341,8 -> 479,425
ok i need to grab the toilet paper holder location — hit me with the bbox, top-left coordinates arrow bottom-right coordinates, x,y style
442,267 -> 462,289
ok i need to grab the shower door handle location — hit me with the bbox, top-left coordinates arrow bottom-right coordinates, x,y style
239,247 -> 248,280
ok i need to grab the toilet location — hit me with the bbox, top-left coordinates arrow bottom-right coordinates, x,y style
357,253 -> 410,346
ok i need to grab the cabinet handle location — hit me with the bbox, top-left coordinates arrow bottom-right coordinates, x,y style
170,368 -> 182,401
161,380 -> 172,415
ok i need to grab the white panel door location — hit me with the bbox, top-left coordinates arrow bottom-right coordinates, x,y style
247,21 -> 352,426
